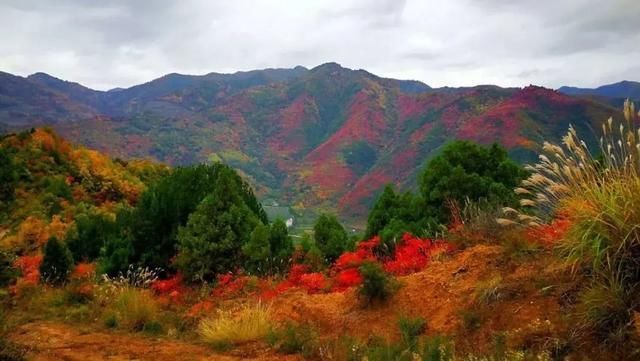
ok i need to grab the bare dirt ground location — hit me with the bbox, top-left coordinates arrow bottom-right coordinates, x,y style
270,244 -> 567,352
8,244 -> 568,360
9,321 -> 300,361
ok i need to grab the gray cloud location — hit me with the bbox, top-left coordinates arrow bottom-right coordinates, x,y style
0,0 -> 637,90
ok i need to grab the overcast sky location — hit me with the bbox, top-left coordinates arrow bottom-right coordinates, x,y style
1,0 -> 638,90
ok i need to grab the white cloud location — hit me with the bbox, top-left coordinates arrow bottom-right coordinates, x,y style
0,0 -> 637,90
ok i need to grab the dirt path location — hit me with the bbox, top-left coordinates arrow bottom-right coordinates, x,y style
9,322 -> 300,361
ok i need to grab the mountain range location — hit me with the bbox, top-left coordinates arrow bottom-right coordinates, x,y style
558,80 -> 640,102
0,63 -> 630,223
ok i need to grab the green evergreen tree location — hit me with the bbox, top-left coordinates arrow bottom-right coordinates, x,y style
66,212 -> 117,262
420,141 -> 525,224
176,169 -> 260,282
270,219 -> 293,262
98,207 -> 135,276
242,224 -> 271,274
0,147 -> 17,210
103,163 -> 267,273
365,185 -> 399,239
313,213 -> 349,263
40,236 -> 74,285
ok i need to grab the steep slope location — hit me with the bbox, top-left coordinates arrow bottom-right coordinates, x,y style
0,64 -> 622,223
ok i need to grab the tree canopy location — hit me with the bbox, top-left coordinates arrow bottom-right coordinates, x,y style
365,141 -> 525,241
420,141 -> 525,224
314,213 -> 350,263
106,163 -> 267,273
175,167 -> 262,281
40,236 -> 73,285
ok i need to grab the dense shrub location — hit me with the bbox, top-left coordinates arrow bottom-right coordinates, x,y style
365,185 -> 401,239
98,232 -> 134,276
0,251 -> 18,287
366,186 -> 432,248
0,339 -> 26,361
66,211 -> 117,262
272,322 -> 319,356
39,236 -> 73,285
503,101 -> 640,350
98,163 -> 267,275
43,176 -> 73,201
363,142 -> 524,252
268,219 -> 294,270
398,316 -> 427,351
358,262 -> 398,306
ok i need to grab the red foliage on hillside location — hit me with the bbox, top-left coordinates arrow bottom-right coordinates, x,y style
72,262 -> 96,279
204,234 -> 455,301
14,255 -> 42,285
526,217 -> 572,247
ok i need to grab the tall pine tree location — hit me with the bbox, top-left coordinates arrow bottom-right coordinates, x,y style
176,168 -> 261,282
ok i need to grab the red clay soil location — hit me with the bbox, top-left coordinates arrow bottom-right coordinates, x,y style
10,322 -> 301,361
8,245 -> 569,359
270,244 -> 567,353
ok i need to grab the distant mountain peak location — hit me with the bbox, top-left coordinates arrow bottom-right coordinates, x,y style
311,62 -> 348,73
558,80 -> 640,101
28,72 -> 58,80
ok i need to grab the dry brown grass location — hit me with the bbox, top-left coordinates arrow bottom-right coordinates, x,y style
198,301 -> 272,346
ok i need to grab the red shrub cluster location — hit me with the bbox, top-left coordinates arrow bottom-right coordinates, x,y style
211,273 -> 252,298
332,268 -> 363,291
290,233 -> 453,293
151,273 -> 185,304
72,262 -> 96,279
526,217 -> 572,246
186,300 -> 215,318
383,234 -> 433,275
333,237 -> 378,271
297,273 -> 329,293
10,255 -> 42,296
13,255 -> 42,284
186,233 -> 454,307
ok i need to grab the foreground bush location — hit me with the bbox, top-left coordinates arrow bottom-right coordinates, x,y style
502,100 -> 640,351
110,288 -> 159,331
269,322 -> 318,356
198,302 -> 272,346
358,262 -> 398,306
398,316 -> 427,351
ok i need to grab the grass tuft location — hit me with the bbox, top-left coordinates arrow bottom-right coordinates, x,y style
111,288 -> 159,331
198,302 -> 272,346
473,276 -> 503,305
